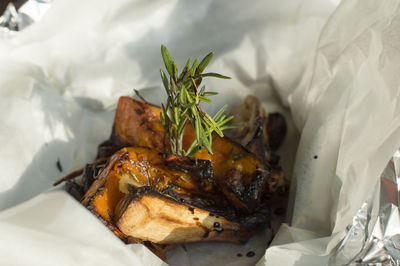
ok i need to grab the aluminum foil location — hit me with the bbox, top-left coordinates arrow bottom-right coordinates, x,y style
0,0 -> 51,32
330,150 -> 400,265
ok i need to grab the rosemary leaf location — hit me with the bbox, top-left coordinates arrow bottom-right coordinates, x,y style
198,95 -> 212,103
199,127 -> 212,154
159,45 -> 239,155
179,57 -> 191,81
202,91 -> 219,96
213,104 -> 228,121
196,52 -> 214,75
160,69 -> 170,93
161,45 -> 175,78
190,59 -> 199,76
194,72 -> 231,79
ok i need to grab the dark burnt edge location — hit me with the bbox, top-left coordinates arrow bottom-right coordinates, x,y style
120,185 -> 252,243
223,166 -> 272,228
66,180 -> 84,201
244,115 -> 268,166
107,209 -> 116,224
222,133 -> 274,197
123,185 -> 235,223
83,165 -> 95,191
83,180 -> 106,208
221,134 -> 259,160
162,184 -> 236,220
96,138 -> 123,159
121,185 -> 193,218
162,184 -> 225,216
223,117 -> 278,220
161,155 -> 216,187
163,185 -> 187,204
266,112 -> 287,152
82,160 -> 107,191
269,153 -> 280,166
53,157 -> 108,187
242,167 -> 272,210
237,202 -> 271,230
55,157 -> 110,207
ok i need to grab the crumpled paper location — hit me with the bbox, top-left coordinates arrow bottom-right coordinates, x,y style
263,0 -> 400,265
3,0 -> 400,265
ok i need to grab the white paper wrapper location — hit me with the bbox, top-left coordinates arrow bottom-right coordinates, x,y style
4,0 -> 400,265
263,0 -> 400,265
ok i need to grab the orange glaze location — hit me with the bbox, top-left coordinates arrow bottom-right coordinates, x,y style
82,147 -> 217,230
108,98 -> 267,211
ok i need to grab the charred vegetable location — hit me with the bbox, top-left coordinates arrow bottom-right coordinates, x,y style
227,95 -> 287,193
109,97 -> 271,214
55,46 -> 287,257
81,146 -> 250,243
116,187 -> 250,244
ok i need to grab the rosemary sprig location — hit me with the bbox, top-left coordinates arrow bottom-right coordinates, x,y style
159,45 -> 238,156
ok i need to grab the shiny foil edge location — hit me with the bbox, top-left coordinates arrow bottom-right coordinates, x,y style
330,150 -> 400,265
0,0 -> 51,32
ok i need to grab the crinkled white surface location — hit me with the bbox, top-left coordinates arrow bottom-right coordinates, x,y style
264,0 -> 400,265
6,0 -> 400,265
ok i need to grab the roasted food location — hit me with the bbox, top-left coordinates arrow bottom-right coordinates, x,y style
116,187 -> 250,244
228,95 -> 287,193
81,146 -> 251,243
107,97 -> 272,213
57,94 -> 286,255
55,45 -> 288,260
111,97 -> 165,151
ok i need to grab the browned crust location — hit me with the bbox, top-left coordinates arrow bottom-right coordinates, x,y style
116,187 -> 251,244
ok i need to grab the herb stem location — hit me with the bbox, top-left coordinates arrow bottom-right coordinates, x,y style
160,45 -> 236,156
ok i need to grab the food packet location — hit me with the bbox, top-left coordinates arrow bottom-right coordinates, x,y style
3,0 -> 399,265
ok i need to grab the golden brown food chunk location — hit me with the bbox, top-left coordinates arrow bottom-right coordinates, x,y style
111,97 -> 166,150
116,187 -> 250,244
109,97 -> 271,213
81,147 -> 253,244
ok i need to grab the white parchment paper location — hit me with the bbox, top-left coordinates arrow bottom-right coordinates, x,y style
263,0 -> 400,265
4,0 -> 400,265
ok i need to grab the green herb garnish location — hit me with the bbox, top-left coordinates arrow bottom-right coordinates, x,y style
159,45 -> 237,156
